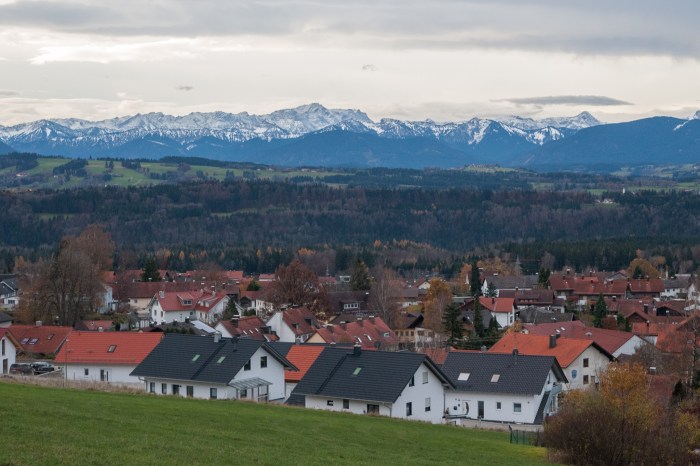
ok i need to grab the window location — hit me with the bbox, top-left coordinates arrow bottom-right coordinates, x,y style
1,339 -> 4,356
367,404 -> 379,415
29,338 -> 38,345
191,354 -> 200,362
107,345 -> 116,353
583,375 -> 590,384
149,382 -> 155,393
84,368 -> 89,376
210,388 -> 217,399
240,389 -> 248,398
409,376 -> 415,387
514,403 -> 522,413
217,356 -> 226,364
260,356 -> 267,368
47,334 -> 54,340
583,358 -> 589,368
343,399 -> 349,409
458,372 -> 470,381
258,385 -> 268,402
406,402 -> 413,416
244,360 -> 251,371
491,374 -> 500,383
327,400 -> 334,407
21,337 -> 29,344
162,383 -> 167,394
425,397 -> 431,412
186,386 -> 194,397
172,384 -> 180,395
496,402 -> 502,410
352,367 -> 362,376
422,371 -> 428,384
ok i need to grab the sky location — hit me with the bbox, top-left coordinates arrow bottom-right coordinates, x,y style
0,0 -> 699,126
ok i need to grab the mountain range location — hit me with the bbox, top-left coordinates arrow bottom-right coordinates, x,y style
0,104 -> 699,170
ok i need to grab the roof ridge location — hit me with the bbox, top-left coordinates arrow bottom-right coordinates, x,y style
315,350 -> 351,395
190,340 -> 227,380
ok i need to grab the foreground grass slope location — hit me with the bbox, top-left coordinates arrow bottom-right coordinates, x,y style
0,382 -> 553,466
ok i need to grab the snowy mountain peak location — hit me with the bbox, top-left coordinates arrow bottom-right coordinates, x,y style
691,110 -> 700,120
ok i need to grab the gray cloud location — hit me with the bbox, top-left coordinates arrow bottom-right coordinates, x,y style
0,90 -> 19,96
176,85 -> 194,91
502,95 -> 632,107
361,64 -> 376,72
0,1 -> 698,58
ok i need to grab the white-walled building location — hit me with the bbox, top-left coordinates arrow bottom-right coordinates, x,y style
131,333 -> 296,402
288,346 -> 454,424
148,290 -> 229,325
266,307 -> 320,343
0,328 -> 18,375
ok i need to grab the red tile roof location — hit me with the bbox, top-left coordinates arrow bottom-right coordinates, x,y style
8,325 -> 73,356
489,332 -> 612,368
76,320 -> 114,331
54,331 -> 163,365
479,296 -> 515,313
112,281 -> 207,300
155,290 -> 227,314
573,278 -> 628,297
523,321 -> 636,355
628,278 -> 664,294
284,345 -> 326,382
281,307 -> 321,337
218,316 -> 278,341
313,317 -> 397,349
0,328 -> 20,350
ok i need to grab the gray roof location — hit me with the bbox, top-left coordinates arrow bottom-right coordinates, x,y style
516,307 -> 576,325
290,347 -> 454,404
441,352 -> 567,395
486,275 -> 538,290
130,334 -> 296,384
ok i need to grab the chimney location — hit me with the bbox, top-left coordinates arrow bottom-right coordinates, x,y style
549,334 -> 557,348
214,332 -> 221,343
231,336 -> 238,350
353,343 -> 362,356
512,348 -> 519,357
98,326 -> 104,332
159,290 -> 165,298
357,318 -> 363,327
35,320 -> 42,326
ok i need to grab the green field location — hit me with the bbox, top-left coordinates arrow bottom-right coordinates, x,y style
0,382 -> 555,466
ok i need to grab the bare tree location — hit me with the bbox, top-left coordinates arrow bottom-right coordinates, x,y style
369,266 -> 401,328
268,259 -> 330,319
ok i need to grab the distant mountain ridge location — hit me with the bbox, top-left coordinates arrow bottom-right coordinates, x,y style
0,104 -> 698,170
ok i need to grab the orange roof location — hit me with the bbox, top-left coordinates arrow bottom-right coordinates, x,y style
155,290 -> 227,314
488,332 -> 609,368
284,345 -> 326,382
523,321 -> 636,355
8,325 -> 73,355
54,331 -> 163,365
218,316 -> 277,341
313,317 -> 397,349
479,296 -> 515,313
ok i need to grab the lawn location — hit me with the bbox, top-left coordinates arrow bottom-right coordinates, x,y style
0,382 -> 555,466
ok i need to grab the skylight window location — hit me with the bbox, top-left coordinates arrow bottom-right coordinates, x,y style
352,367 -> 362,376
29,338 -> 38,345
107,345 -> 116,353
491,374 -> 500,383
21,338 -> 29,344
192,354 -> 201,362
217,356 -> 226,364
47,334 -> 54,340
458,372 -> 470,381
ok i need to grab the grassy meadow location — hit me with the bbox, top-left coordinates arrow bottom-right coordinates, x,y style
0,381 -> 556,466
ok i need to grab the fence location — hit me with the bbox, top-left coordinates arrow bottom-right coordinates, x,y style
508,426 -> 544,446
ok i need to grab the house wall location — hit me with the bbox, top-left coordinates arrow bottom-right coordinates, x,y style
230,346 -> 287,402
613,335 -> 646,358
565,346 -> 610,390
492,311 -> 514,328
1,335 -> 17,374
64,363 -> 140,385
267,313 -> 298,343
305,362 -> 447,424
142,378 -> 237,399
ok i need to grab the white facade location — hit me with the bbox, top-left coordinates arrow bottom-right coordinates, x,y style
446,368 -> 561,425
612,335 -> 647,358
564,346 -> 611,390
140,346 -> 287,402
266,312 -> 299,343
150,296 -> 228,325
1,334 -> 17,375
491,311 -> 515,329
63,363 -> 141,385
304,361 -> 447,424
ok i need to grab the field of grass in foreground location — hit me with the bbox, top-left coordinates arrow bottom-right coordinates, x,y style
0,382 -> 556,466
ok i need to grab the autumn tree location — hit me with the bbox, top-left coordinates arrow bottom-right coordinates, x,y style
350,258 -> 372,291
626,257 -> 660,279
369,266 -> 401,328
268,259 -> 330,319
422,278 -> 452,345
17,225 -> 115,326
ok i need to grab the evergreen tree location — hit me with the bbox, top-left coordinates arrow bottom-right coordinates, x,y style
473,298 -> 485,338
350,258 -> 372,291
593,293 -> 607,328
537,267 -> 551,287
443,302 -> 463,345
246,280 -> 261,291
141,256 -> 161,282
469,260 -> 481,297
487,313 -> 499,337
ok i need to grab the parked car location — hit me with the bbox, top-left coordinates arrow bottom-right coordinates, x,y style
9,363 -> 33,375
31,362 -> 55,374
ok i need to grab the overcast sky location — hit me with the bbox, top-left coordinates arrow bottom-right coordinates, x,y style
1,0 -> 699,125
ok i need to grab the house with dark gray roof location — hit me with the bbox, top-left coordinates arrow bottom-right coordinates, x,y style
130,333 -> 296,402
441,352 -> 567,426
288,345 -> 454,424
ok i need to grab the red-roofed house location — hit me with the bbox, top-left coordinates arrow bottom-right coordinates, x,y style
523,321 -> 646,358
489,332 -> 613,390
573,278 -> 628,309
307,317 -> 398,350
627,278 -> 665,299
266,307 -> 321,343
54,331 -> 163,385
1,328 -> 20,374
281,344 -> 326,397
149,290 -> 229,325
215,316 -> 278,342
479,296 -> 516,328
8,324 -> 73,358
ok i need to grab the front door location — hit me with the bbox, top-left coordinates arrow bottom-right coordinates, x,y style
478,401 -> 484,419
2,359 -> 7,374
100,369 -> 109,382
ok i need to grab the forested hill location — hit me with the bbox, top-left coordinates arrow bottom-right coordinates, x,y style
2,179 -> 700,274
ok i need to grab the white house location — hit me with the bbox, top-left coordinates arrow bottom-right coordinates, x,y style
479,297 -> 516,328
131,333 -> 297,402
0,328 -> 18,375
148,290 -> 229,325
288,346 -> 454,424
53,331 -> 163,385
441,352 -> 568,426
266,307 -> 320,343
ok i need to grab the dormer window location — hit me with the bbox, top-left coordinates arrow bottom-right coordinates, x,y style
182,300 -> 192,305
